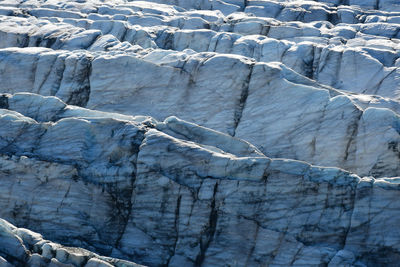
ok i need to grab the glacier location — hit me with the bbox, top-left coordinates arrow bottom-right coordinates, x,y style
0,0 -> 399,266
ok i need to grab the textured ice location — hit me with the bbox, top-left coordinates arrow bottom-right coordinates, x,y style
0,1 -> 400,267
